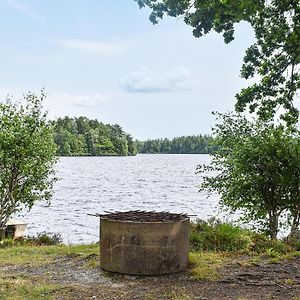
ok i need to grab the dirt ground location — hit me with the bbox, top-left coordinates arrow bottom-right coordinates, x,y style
2,253 -> 300,300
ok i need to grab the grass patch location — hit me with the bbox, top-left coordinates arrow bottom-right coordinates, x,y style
0,243 -> 100,299
0,243 -> 99,266
163,288 -> 192,300
84,256 -> 99,268
0,274 -> 67,300
189,219 -> 300,280
189,252 -> 229,280
284,278 -> 295,285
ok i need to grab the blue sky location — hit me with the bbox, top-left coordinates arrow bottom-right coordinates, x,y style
0,0 -> 255,139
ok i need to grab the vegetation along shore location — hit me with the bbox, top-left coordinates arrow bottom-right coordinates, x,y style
53,116 -> 216,157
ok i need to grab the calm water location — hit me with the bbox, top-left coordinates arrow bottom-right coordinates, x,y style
19,154 -> 221,244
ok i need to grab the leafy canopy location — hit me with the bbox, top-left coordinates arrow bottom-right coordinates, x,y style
0,91 -> 57,232
198,113 -> 300,239
136,0 -> 300,124
53,116 -> 137,156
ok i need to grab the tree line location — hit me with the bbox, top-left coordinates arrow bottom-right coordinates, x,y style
136,135 -> 217,154
53,116 -> 137,156
53,117 -> 217,156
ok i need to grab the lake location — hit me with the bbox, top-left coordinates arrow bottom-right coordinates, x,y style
20,154 -> 221,244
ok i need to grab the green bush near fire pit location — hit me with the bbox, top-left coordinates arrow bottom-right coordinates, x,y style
190,218 -> 299,254
190,218 -> 253,252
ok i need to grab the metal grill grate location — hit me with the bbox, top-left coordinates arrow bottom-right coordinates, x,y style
97,210 -> 189,222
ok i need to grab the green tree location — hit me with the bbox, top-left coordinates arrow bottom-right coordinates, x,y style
54,129 -> 72,156
126,134 -> 138,156
136,140 -> 145,153
54,117 -> 136,157
109,124 -> 129,156
137,135 -> 215,154
142,139 -> 161,153
198,113 -> 300,239
160,138 -> 172,153
76,116 -> 90,135
85,130 -> 97,156
136,0 -> 300,124
0,91 -> 57,239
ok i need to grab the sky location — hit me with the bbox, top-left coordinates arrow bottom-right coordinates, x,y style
0,0 -> 256,140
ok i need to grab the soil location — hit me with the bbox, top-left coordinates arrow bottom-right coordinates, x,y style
2,254 -> 300,300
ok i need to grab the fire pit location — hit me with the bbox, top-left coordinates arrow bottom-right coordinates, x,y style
99,211 -> 190,275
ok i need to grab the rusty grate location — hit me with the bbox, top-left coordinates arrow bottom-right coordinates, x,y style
97,210 -> 189,222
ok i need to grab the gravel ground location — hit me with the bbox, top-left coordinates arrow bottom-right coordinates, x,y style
2,254 -> 300,300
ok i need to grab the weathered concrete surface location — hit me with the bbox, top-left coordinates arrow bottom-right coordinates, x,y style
100,218 -> 190,275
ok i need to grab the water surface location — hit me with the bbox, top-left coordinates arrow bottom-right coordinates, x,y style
20,154 -> 220,243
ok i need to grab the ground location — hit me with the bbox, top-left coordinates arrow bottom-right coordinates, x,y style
0,244 -> 300,300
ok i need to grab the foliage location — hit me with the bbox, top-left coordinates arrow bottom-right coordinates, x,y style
53,116 -> 137,156
136,0 -> 300,124
190,218 -> 299,257
137,135 -> 217,154
0,232 -> 62,248
24,232 -> 63,246
0,91 -> 57,238
197,113 -> 300,239
190,218 -> 253,252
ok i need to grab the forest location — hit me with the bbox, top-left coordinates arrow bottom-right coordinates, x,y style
53,116 -> 137,156
136,135 -> 216,154
53,117 -> 216,156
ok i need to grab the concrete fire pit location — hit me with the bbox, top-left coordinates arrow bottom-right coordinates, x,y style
99,211 -> 190,275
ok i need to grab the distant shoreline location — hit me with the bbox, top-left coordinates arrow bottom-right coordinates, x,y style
58,153 -> 212,157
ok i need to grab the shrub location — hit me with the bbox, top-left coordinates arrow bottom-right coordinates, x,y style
25,232 -> 63,246
190,218 -> 253,252
0,232 -> 62,248
250,233 -> 291,254
190,218 -> 299,256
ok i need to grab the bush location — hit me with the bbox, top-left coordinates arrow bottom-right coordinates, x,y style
0,232 -> 62,248
25,232 -> 63,246
190,218 -> 253,252
250,233 -> 290,254
190,218 -> 299,256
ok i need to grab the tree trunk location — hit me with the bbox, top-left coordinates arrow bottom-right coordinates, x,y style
269,212 -> 279,240
288,211 -> 300,241
0,228 -> 5,240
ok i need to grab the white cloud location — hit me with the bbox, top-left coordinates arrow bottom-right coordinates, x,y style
44,91 -> 109,119
120,66 -> 201,93
0,89 -> 108,111
6,0 -> 39,21
46,92 -> 108,108
60,39 -> 125,56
